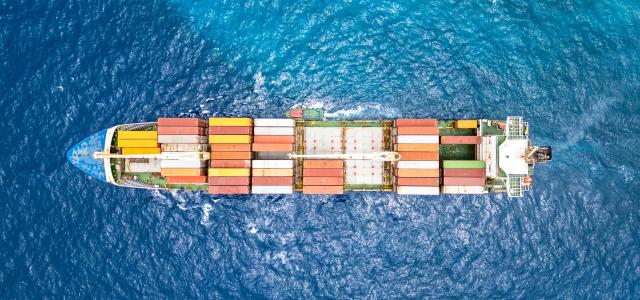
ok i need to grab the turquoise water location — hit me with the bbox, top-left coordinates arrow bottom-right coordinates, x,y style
2,0 -> 640,298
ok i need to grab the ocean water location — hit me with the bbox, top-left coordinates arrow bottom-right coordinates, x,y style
1,0 -> 640,298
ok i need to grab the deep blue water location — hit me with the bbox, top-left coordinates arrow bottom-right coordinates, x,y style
2,0 -> 640,298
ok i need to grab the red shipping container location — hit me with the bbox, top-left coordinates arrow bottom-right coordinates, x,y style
208,176 -> 250,186
253,135 -> 295,144
208,185 -> 250,194
210,159 -> 252,168
166,176 -> 208,184
443,177 -> 486,186
440,136 -> 481,145
304,168 -> 344,177
289,109 -> 303,118
303,185 -> 343,194
251,143 -> 293,152
396,127 -> 440,135
303,177 -> 344,186
251,177 -> 293,186
158,118 -> 204,127
303,160 -> 343,169
396,177 -> 439,186
395,119 -> 437,127
210,151 -> 252,160
211,143 -> 252,152
209,126 -> 253,135
157,126 -> 205,135
399,151 -> 439,161
443,168 -> 485,177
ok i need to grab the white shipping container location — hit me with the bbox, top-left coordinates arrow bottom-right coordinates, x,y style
161,143 -> 208,152
253,127 -> 295,136
252,160 -> 294,169
442,186 -> 485,194
396,135 -> 439,144
396,186 -> 440,195
253,118 -> 295,127
160,159 -> 206,169
158,135 -> 207,144
396,161 -> 439,169
251,186 -> 294,194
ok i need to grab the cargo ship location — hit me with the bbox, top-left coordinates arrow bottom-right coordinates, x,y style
67,110 -> 551,197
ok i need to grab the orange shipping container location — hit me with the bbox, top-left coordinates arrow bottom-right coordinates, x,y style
394,169 -> 439,178
251,177 -> 294,186
399,151 -> 439,161
304,168 -> 344,177
208,185 -> 250,194
395,144 -> 439,152
209,126 -> 253,135
395,119 -> 437,127
303,160 -> 344,169
208,176 -> 250,186
303,185 -> 344,194
209,160 -> 252,168
396,177 -> 439,186
157,127 -> 205,135
211,143 -> 252,152
396,127 -> 440,135
160,168 -> 204,177
252,169 -> 294,177
210,151 -> 252,160
303,177 -> 344,186
251,143 -> 293,152
158,118 -> 204,127
166,176 -> 208,184
253,135 -> 295,144
440,136 -> 481,144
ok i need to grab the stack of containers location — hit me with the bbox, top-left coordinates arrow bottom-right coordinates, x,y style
442,160 -> 486,194
302,160 -> 344,194
251,119 -> 296,194
207,118 -> 253,194
393,119 -> 440,195
117,130 -> 159,154
157,118 -> 208,184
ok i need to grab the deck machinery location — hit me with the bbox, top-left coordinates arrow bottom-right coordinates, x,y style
67,110 -> 551,197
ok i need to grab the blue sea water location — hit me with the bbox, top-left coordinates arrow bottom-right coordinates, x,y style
1,0 -> 640,298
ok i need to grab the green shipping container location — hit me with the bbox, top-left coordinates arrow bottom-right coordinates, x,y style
442,160 -> 486,169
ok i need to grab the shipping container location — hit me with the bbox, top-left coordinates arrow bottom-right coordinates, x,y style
394,169 -> 439,178
208,118 -> 252,127
442,185 -> 485,194
121,147 -> 161,155
395,144 -> 439,152
289,109 -> 303,118
253,118 -> 296,127
303,176 -> 344,186
210,143 -> 252,152
207,168 -> 251,177
166,176 -> 207,184
209,151 -> 252,160
396,160 -> 439,169
303,168 -> 344,177
443,168 -> 486,177
117,139 -> 158,148
208,135 -> 252,144
208,185 -> 250,194
118,131 -> 158,140
157,126 -> 205,135
443,177 -> 486,186
209,159 -> 252,168
158,118 -> 205,127
396,186 -> 440,195
303,159 -> 344,169
395,119 -> 438,127
253,127 -> 295,136
455,120 -> 478,129
398,151 -> 439,161
440,136 -> 481,144
396,135 -> 439,144
303,185 -> 344,194
209,126 -> 253,135
252,168 -> 294,177
157,135 -> 207,144
395,177 -> 439,186
161,143 -> 208,152
251,177 -> 294,186
251,160 -> 294,169
251,186 -> 294,194
396,127 -> 439,135
251,143 -> 294,152
160,159 -> 206,169
253,135 -> 295,144
208,176 -> 250,186
160,168 -> 205,177
442,160 -> 486,169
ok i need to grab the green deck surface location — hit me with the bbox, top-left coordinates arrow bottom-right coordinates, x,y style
443,160 -> 486,169
439,144 -> 476,160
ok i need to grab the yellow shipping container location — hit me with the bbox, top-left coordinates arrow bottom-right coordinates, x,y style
208,118 -> 252,127
208,135 -> 251,144
208,168 -> 251,177
456,120 -> 478,129
160,168 -> 203,177
252,168 -> 294,177
117,139 -> 158,148
118,130 -> 158,140
121,147 -> 161,155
